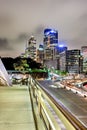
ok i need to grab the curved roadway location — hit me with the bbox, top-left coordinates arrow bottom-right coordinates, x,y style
38,80 -> 87,129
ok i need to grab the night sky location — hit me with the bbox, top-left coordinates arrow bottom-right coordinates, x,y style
0,0 -> 87,57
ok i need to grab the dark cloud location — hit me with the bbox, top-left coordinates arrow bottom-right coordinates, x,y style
0,38 -> 8,47
0,14 -> 13,27
80,13 -> 87,20
35,25 -> 45,34
50,0 -> 70,4
79,13 -> 87,26
0,38 -> 12,50
0,0 -> 87,57
17,33 -> 29,41
16,25 -> 45,44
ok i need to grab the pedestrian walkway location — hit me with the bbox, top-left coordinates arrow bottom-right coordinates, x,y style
0,85 -> 36,130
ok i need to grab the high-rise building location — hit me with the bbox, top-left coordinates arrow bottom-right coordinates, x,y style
81,46 -> 87,72
39,44 -> 44,50
43,28 -> 58,60
66,50 -> 82,73
59,51 -> 66,71
44,28 -> 58,48
25,36 -> 36,60
55,45 -> 67,53
54,45 -> 67,59
43,28 -> 58,69
59,49 -> 83,73
37,44 -> 44,64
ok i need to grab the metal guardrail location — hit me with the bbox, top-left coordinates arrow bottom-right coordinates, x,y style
29,75 -> 87,130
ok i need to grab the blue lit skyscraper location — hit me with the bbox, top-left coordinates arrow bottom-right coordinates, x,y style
43,28 -> 58,69
55,45 -> 67,54
44,28 -> 58,48
39,44 -> 44,51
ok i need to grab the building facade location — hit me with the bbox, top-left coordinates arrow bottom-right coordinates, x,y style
25,36 -> 36,60
59,49 -> 83,73
43,28 -> 58,69
81,46 -> 87,72
37,44 -> 44,64
43,28 -> 58,60
44,28 -> 58,48
59,51 -> 66,71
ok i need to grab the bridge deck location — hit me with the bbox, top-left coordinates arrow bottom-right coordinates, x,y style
0,85 -> 36,130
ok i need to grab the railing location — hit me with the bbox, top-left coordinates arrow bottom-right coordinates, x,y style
29,75 -> 86,130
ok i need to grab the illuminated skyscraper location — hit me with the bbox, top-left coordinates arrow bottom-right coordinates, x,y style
56,45 -> 67,53
25,36 -> 36,60
43,28 -> 58,69
81,46 -> 87,72
37,44 -> 44,63
59,49 -> 83,73
43,28 -> 58,60
44,28 -> 58,48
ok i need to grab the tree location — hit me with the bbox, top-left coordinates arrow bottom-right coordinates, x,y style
13,58 -> 30,72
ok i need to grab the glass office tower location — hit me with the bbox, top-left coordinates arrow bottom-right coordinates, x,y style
44,28 -> 58,48
43,28 -> 58,60
25,36 -> 36,60
81,46 -> 87,72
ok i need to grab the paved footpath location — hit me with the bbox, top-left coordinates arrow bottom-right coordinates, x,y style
0,85 -> 36,130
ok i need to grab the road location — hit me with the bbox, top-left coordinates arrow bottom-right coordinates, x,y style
38,80 -> 87,129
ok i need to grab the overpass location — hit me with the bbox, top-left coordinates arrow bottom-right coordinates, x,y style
0,75 -> 87,130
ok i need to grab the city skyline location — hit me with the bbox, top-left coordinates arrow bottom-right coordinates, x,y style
0,0 -> 87,57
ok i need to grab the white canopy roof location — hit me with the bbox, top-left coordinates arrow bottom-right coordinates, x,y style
0,58 -> 11,86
